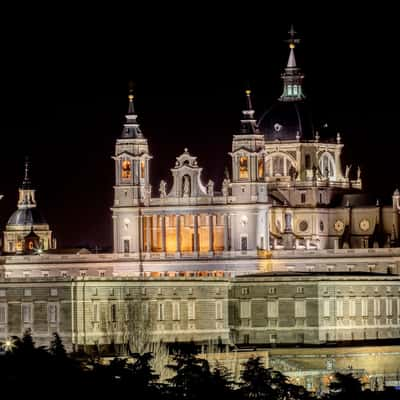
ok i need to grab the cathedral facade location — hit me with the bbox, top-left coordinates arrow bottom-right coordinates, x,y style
1,28 -> 400,390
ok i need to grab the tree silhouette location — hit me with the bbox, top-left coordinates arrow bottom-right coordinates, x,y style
327,372 -> 363,399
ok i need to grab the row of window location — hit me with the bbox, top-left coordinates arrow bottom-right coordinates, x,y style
323,298 -> 400,318
240,287 -> 304,295
0,288 -> 59,297
239,298 -> 400,320
0,303 -> 58,325
93,301 -> 224,322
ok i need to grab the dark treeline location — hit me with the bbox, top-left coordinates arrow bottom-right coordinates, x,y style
0,332 -> 399,399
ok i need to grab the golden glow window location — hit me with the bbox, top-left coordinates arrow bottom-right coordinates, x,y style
239,157 -> 248,179
258,159 -> 264,178
121,160 -> 131,179
140,160 -> 145,178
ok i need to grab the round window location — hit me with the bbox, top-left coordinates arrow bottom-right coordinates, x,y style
299,220 -> 308,232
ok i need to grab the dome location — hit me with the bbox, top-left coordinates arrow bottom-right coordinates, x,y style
258,100 -> 314,141
7,208 -> 47,226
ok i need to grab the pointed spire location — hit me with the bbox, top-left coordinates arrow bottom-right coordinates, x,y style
22,156 -> 32,190
279,25 -> 305,102
240,89 -> 259,134
120,86 -> 143,139
18,157 -> 36,209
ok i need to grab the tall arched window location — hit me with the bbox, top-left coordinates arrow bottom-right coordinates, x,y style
319,152 -> 336,179
265,153 -> 296,177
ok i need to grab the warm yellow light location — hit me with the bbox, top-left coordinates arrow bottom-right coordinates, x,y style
128,94 -> 134,101
289,43 -> 295,49
3,337 -> 16,352
245,89 -> 251,95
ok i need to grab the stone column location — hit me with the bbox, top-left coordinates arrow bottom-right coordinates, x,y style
176,214 -> 181,254
146,215 -> 151,252
208,214 -> 214,253
334,150 -> 342,180
161,215 -> 166,253
223,214 -> 229,251
138,214 -> 143,252
193,214 -> 199,252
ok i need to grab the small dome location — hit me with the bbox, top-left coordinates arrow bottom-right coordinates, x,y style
258,100 -> 314,141
7,208 -> 47,226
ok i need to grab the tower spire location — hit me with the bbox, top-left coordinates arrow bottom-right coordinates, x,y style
279,25 -> 305,102
18,158 -> 36,209
22,156 -> 32,190
121,86 -> 143,139
240,89 -> 259,134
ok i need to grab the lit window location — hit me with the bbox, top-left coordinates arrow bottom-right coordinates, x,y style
258,159 -> 264,178
293,85 -> 298,95
121,159 -> 131,179
288,85 -> 292,95
239,157 -> 249,179
140,160 -> 145,178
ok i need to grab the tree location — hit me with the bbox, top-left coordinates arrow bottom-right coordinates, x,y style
167,344 -> 214,400
49,332 -> 67,359
328,372 -> 363,399
209,362 -> 236,397
240,356 -> 304,400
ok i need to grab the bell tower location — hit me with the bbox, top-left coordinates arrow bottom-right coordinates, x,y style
230,90 -> 267,203
112,90 -> 152,253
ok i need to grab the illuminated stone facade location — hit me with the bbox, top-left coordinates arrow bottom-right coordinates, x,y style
1,28 -> 400,389
3,160 -> 55,254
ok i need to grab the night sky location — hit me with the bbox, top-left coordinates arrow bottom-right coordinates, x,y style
0,6 -> 398,249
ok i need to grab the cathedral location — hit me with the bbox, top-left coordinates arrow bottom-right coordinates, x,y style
1,28 -> 400,391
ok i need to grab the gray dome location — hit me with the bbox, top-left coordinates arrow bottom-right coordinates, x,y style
258,100 -> 314,141
7,208 -> 47,226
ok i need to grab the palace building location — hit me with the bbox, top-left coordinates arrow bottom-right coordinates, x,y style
1,27 -> 400,391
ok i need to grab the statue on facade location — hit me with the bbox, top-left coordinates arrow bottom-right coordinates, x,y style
357,166 -> 361,181
345,164 -> 352,179
288,165 -> 297,180
222,178 -> 230,196
312,165 -> 317,180
207,179 -> 214,196
183,175 -> 190,196
159,180 -> 167,198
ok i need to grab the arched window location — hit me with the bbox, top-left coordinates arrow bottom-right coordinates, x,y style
319,152 -> 336,179
121,159 -> 131,179
258,158 -> 264,178
239,156 -> 249,179
265,153 -> 296,177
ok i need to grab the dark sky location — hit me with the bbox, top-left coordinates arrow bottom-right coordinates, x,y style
0,5 -> 399,249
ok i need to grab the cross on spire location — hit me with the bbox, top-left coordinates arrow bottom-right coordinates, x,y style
280,25 -> 305,102
240,89 -> 259,134
120,84 -> 143,139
